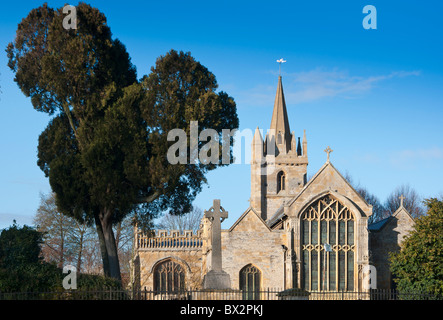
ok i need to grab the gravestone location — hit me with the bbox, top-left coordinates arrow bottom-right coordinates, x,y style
202,199 -> 231,289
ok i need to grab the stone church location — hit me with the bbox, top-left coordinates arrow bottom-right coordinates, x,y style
133,76 -> 416,294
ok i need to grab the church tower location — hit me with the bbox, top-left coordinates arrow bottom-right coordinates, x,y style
251,76 -> 308,221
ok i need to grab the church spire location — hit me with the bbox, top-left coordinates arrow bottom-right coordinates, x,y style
270,76 -> 291,153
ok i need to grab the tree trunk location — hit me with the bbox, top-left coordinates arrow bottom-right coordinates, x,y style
95,214 -> 111,278
100,210 -> 122,283
59,227 -> 64,269
76,230 -> 84,273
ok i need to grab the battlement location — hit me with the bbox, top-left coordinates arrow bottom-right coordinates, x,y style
136,229 -> 203,250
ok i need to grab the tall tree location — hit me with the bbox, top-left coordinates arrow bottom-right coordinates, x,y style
7,2 -> 136,281
34,192 -> 71,268
34,192 -> 96,272
7,4 -> 239,281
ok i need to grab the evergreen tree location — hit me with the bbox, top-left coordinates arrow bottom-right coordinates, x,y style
390,198 -> 443,297
7,3 -> 239,282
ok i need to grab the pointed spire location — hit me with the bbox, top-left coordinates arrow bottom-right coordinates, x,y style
270,76 -> 291,152
302,129 -> 307,157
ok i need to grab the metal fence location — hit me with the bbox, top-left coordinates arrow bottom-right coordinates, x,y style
0,288 -> 440,300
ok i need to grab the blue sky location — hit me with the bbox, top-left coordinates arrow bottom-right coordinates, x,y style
0,0 -> 442,229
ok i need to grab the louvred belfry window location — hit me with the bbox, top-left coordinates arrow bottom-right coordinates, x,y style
301,195 -> 355,291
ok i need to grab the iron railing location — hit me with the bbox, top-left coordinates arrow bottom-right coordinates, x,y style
0,288 -> 440,300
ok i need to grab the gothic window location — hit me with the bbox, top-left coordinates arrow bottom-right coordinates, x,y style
153,260 -> 185,294
301,195 -> 355,291
277,171 -> 286,193
240,264 -> 261,300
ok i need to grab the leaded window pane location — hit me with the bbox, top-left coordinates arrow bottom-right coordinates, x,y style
329,220 -> 336,245
347,251 -> 354,291
311,221 -> 318,245
320,250 -> 325,291
154,270 -> 161,293
329,252 -> 336,290
347,220 -> 354,246
167,272 -> 172,292
161,272 -> 166,292
339,220 -> 346,245
321,220 -> 327,244
311,251 -> 318,291
303,220 -> 309,245
303,250 -> 309,290
255,271 -> 261,293
339,251 -> 346,290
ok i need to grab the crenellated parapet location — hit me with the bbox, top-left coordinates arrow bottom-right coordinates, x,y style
136,229 -> 203,250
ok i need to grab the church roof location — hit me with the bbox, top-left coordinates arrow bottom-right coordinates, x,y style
228,206 -> 272,232
266,204 -> 285,228
368,216 -> 392,231
368,204 -> 415,232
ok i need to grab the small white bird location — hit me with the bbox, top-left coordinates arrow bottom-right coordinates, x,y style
276,58 -> 286,63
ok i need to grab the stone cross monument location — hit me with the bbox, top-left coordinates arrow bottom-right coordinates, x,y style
202,199 -> 231,289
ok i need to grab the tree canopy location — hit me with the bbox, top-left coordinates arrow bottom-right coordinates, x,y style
390,198 -> 443,297
0,221 -> 61,292
7,2 -> 239,281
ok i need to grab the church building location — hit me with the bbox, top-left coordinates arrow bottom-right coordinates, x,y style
133,76 -> 415,295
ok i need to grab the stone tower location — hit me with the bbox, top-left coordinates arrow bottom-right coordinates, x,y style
250,76 -> 308,221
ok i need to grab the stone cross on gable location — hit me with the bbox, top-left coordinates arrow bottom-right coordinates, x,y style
399,194 -> 405,207
324,146 -> 333,162
205,199 -> 228,272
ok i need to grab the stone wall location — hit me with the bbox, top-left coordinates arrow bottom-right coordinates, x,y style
369,207 -> 415,289
135,229 -> 204,289
221,209 -> 287,289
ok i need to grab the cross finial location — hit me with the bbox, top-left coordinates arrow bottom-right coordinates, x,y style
399,194 -> 405,207
276,58 -> 286,76
324,146 -> 333,162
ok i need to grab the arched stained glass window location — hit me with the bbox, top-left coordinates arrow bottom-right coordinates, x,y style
154,260 -> 185,294
301,195 -> 355,291
240,264 -> 261,300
